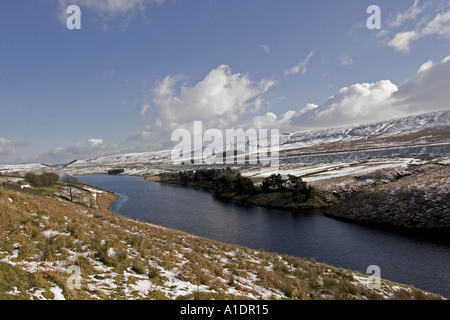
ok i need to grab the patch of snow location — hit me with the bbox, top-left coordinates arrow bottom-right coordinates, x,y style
82,187 -> 105,194
42,229 -> 60,239
50,286 -> 65,300
29,288 -> 47,300
12,249 -> 20,259
158,268 -> 212,299
7,286 -> 20,296
130,279 -> 154,297
107,248 -> 116,258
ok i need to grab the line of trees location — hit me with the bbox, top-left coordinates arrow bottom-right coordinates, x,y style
261,173 -> 314,201
108,169 -> 125,175
25,172 -> 59,187
161,168 -> 314,201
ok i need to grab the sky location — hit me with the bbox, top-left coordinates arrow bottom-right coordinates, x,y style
1,0 -> 450,165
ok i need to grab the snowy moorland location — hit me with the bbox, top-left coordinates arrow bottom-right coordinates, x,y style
0,184 -> 444,300
0,111 -> 449,300
1,111 -> 448,179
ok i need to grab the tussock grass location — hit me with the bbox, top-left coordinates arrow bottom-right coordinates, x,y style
0,262 -> 49,300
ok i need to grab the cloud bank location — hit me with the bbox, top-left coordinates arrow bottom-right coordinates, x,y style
249,56 -> 450,131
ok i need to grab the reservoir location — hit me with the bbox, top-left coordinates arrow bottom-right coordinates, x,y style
76,174 -> 450,297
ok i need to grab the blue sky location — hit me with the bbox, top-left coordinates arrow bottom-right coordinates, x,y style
1,0 -> 450,164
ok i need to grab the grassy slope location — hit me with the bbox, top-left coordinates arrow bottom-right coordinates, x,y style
0,184 -> 446,300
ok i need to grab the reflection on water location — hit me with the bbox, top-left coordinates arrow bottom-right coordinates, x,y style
112,193 -> 129,212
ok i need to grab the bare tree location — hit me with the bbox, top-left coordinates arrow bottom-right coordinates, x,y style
61,176 -> 78,202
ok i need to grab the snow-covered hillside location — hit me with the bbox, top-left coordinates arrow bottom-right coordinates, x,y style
69,150 -> 173,166
280,110 -> 450,150
2,111 -> 448,177
0,164 -> 55,177
62,110 -> 450,172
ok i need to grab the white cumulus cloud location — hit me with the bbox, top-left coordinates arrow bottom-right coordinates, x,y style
290,80 -> 400,129
143,64 -> 275,132
252,55 -> 450,131
388,31 -> 419,52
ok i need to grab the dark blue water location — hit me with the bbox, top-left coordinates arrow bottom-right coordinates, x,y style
77,175 -> 450,297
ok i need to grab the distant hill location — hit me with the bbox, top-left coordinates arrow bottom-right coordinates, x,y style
280,110 -> 450,149
65,110 -> 450,168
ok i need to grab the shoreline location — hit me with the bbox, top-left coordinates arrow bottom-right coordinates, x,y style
148,170 -> 450,243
